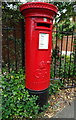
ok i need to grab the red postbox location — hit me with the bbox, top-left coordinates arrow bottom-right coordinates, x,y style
20,2 -> 58,107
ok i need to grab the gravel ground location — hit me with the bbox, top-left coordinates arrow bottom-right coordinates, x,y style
42,87 -> 76,118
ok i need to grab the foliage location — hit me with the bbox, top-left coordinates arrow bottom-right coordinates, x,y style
52,2 -> 76,40
73,36 -> 76,56
2,2 -> 76,40
49,80 -> 64,95
2,69 -> 40,119
2,35 -> 22,69
2,2 -> 23,23
54,20 -> 76,40
51,53 -> 75,80
2,1 -> 76,23
52,46 -> 60,60
2,2 -> 76,118
41,103 -> 50,112
50,53 -> 75,95
52,2 -> 76,24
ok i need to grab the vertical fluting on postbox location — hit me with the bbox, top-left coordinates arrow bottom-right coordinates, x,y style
20,2 -> 58,107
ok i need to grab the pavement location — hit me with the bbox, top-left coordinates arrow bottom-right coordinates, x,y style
52,98 -> 76,119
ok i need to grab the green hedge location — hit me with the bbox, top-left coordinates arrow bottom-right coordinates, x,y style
2,64 -> 69,119
2,69 -> 39,119
51,54 -> 75,79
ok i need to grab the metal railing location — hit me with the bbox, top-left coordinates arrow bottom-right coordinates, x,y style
51,27 -> 76,88
2,19 -> 25,72
2,19 -> 76,88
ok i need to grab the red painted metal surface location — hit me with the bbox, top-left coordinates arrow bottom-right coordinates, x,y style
20,2 -> 58,91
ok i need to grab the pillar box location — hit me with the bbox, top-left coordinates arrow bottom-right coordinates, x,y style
20,2 -> 58,107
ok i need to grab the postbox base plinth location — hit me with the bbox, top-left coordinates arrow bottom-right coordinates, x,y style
26,88 -> 49,109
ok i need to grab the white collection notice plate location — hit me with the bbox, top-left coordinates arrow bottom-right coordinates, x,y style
39,33 -> 49,49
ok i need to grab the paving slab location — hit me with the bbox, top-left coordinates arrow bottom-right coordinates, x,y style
52,99 -> 76,119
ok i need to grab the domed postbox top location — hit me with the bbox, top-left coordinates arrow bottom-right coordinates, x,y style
20,2 -> 58,18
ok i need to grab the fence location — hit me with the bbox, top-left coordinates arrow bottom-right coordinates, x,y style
51,27 -> 76,88
2,19 -> 25,71
2,19 -> 76,89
